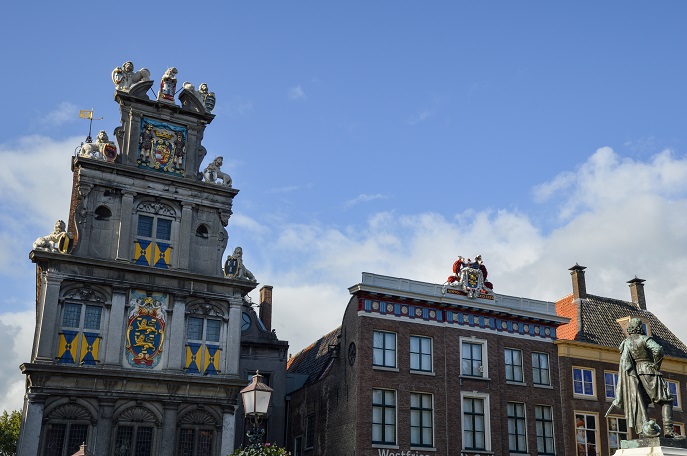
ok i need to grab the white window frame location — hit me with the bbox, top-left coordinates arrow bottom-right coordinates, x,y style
532,352 -> 551,386
666,380 -> 681,409
534,404 -> 555,455
410,392 -> 434,448
507,402 -> 527,453
574,411 -> 599,456
504,348 -> 524,383
460,337 -> 488,378
674,422 -> 685,437
604,371 -> 619,400
460,391 -> 491,452
373,330 -> 397,369
607,415 -> 628,453
409,335 -> 433,373
572,366 -> 596,398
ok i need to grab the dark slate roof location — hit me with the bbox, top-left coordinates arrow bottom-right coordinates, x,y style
577,294 -> 687,359
287,327 -> 341,385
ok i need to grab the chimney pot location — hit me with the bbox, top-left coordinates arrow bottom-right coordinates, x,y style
627,276 -> 647,310
569,263 -> 587,299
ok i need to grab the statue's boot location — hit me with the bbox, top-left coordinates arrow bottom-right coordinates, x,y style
663,403 -> 685,439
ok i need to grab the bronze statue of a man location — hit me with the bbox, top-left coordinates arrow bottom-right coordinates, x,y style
607,318 -> 682,439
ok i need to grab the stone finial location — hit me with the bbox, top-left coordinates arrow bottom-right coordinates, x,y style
627,276 -> 647,310
569,263 -> 587,299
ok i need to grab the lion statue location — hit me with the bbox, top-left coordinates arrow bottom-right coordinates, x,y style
112,61 -> 150,91
33,220 -> 73,253
203,157 -> 232,187
80,130 -> 116,160
224,246 -> 256,281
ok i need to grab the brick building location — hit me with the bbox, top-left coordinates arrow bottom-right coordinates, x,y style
287,270 -> 569,456
556,265 -> 687,456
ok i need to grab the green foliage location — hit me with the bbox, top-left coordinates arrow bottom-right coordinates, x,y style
0,410 -> 21,456
229,443 -> 291,456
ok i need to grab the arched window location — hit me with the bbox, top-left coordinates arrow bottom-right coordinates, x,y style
195,224 -> 209,239
133,201 -> 177,269
113,406 -> 159,456
41,403 -> 92,456
177,409 -> 218,455
94,205 -> 112,220
184,303 -> 226,375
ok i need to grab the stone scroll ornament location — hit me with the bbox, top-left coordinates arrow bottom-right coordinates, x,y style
182,81 -> 216,113
125,291 -> 167,368
32,220 -> 74,254
606,317 -> 685,440
137,118 -> 187,174
441,254 -> 494,298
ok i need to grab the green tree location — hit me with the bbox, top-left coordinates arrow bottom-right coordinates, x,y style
230,443 -> 290,456
0,410 -> 20,456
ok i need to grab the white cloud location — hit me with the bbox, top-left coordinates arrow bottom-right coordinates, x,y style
407,109 -> 432,126
288,85 -> 306,101
343,193 -> 389,208
0,310 -> 34,413
34,102 -> 79,129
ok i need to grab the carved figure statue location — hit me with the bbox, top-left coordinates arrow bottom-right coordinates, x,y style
138,124 -> 155,164
158,67 -> 178,102
112,61 -> 151,91
606,318 -> 684,439
203,157 -> 232,187
171,132 -> 186,171
80,130 -> 117,161
182,81 -> 216,113
224,247 -> 256,281
33,220 -> 73,253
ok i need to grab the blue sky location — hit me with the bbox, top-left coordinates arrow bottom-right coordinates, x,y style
2,2 -> 687,412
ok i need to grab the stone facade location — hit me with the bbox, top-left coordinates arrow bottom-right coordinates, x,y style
18,65 -> 255,456
287,272 -> 568,456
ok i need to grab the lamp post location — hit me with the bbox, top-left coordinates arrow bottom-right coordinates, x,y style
240,371 -> 274,446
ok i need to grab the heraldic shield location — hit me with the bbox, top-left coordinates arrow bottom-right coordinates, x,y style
125,291 -> 167,368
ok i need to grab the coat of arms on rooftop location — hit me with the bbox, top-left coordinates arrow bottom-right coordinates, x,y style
138,118 -> 187,174
442,254 -> 494,299
125,291 -> 167,368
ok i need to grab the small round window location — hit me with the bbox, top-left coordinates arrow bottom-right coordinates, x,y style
241,312 -> 251,331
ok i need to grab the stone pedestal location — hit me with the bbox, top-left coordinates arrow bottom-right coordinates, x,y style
614,438 -> 687,455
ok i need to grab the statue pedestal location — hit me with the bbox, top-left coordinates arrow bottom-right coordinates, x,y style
614,437 -> 687,455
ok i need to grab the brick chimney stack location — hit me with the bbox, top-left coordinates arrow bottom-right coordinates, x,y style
627,277 -> 647,310
569,263 -> 587,299
259,285 -> 273,332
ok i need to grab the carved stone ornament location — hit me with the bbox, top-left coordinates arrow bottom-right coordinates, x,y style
79,130 -> 118,162
112,61 -> 151,92
137,118 -> 187,174
48,403 -> 91,421
186,302 -> 226,318
223,246 -> 256,281
203,157 -> 232,187
136,201 -> 176,217
63,286 -> 106,303
180,409 -> 217,426
115,406 -> 158,426
441,254 -> 494,298
33,220 -> 74,254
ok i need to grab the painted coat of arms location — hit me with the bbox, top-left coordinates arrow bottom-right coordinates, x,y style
137,118 -> 186,174
442,254 -> 494,299
125,291 -> 167,368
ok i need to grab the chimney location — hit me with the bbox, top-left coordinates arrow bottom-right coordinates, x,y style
627,277 -> 647,310
569,263 -> 587,299
259,285 -> 273,332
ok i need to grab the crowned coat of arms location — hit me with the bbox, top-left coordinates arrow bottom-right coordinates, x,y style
442,255 -> 494,299
125,291 -> 167,368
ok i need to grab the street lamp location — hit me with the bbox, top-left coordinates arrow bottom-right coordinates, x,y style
240,371 -> 274,445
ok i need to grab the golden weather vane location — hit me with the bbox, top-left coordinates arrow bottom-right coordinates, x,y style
78,108 -> 104,144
